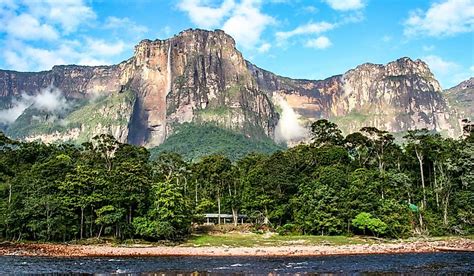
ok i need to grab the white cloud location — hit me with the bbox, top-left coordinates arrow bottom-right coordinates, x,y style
276,21 -> 335,41
85,38 -> 126,57
470,65 -> 474,71
0,99 -> 29,124
76,57 -> 110,67
104,16 -> 149,36
0,2 -> 150,78
422,55 -> 473,87
23,46 -> 68,70
25,86 -> 69,113
341,10 -> 365,23
5,13 -> 59,41
305,36 -> 332,49
404,0 -> 474,37
4,49 -> 29,72
0,1 -> 132,72
423,55 -> 460,75
275,6 -> 363,49
257,42 -> 271,53
2,38 -> 126,71
0,86 -> 70,124
3,39 -> 68,71
222,0 -> 275,49
177,0 -> 236,29
25,0 -> 96,33
0,1 -> 18,28
177,0 -> 274,49
323,0 -> 366,11
0,0 -> 17,9
0,0 -> 96,41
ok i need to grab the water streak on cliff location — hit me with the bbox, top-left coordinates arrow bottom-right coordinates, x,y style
166,42 -> 172,97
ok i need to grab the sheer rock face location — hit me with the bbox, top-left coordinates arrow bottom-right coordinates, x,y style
130,29 -> 278,146
250,57 -> 460,136
0,29 -> 464,146
0,65 -> 123,99
0,29 -> 278,147
445,77 -> 474,121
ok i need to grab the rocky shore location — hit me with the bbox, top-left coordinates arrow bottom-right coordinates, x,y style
1,239 -> 473,257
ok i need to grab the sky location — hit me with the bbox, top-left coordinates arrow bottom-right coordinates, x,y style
0,0 -> 473,88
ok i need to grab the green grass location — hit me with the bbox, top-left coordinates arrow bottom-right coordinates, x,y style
182,233 -> 474,248
7,234 -> 472,247
183,233 -> 369,247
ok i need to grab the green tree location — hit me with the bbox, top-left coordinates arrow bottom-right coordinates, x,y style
352,212 -> 387,237
95,205 -> 124,238
360,127 -> 395,175
193,155 -> 232,224
310,119 -> 344,147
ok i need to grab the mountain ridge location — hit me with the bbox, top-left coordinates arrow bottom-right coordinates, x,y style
0,28 -> 469,147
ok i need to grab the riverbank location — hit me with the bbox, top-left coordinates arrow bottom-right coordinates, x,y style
1,235 -> 473,257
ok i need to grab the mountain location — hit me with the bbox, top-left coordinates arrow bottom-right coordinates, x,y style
0,29 -> 467,148
0,29 -> 278,148
445,77 -> 474,121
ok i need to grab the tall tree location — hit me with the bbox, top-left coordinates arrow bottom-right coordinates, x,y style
403,129 -> 436,210
310,119 -> 344,147
360,127 -> 395,175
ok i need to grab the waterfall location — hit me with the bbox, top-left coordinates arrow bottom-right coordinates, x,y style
165,43 -> 172,96
273,94 -> 309,143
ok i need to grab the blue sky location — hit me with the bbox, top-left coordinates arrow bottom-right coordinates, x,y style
0,0 -> 473,88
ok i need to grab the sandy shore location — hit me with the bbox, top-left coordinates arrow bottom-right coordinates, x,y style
1,239 -> 473,257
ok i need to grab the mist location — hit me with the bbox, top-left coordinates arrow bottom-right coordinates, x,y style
0,86 -> 70,125
273,94 -> 309,143
0,99 -> 29,124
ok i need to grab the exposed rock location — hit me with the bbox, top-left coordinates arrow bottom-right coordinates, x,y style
445,77 -> 474,121
250,57 -> 461,137
0,29 -> 466,146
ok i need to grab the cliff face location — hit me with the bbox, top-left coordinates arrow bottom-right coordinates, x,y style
249,57 -> 460,137
0,29 -> 465,146
127,29 -> 278,146
0,65 -> 124,99
0,29 -> 278,147
445,77 -> 474,121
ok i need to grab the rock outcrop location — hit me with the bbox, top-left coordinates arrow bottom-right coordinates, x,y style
250,57 -> 460,137
445,77 -> 474,121
0,29 -> 465,146
0,29 -> 279,147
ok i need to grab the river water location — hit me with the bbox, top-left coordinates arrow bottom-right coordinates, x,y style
0,252 -> 472,275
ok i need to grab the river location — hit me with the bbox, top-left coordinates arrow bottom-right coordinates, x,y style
0,252 -> 472,274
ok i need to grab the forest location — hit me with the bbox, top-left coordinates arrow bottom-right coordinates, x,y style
0,120 -> 472,242
150,122 -> 284,161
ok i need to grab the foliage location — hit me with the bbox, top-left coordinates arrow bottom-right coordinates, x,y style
352,212 -> 387,236
310,119 -> 344,147
5,91 -> 135,143
150,123 -> 284,162
0,119 -> 472,242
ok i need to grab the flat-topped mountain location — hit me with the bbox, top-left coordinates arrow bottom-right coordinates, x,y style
0,29 -> 468,147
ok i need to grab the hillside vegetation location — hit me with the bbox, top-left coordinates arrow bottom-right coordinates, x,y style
150,123 -> 285,161
6,91 -> 135,143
